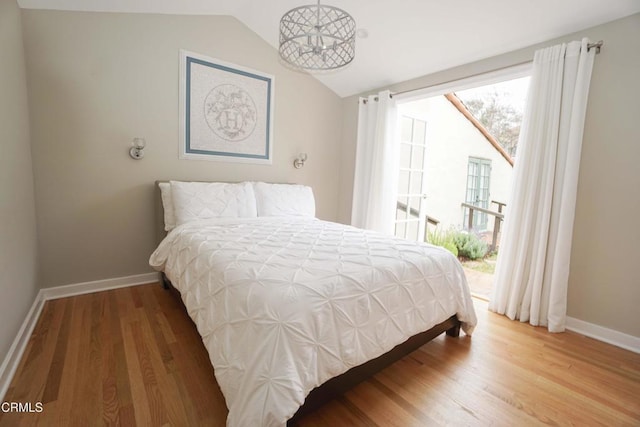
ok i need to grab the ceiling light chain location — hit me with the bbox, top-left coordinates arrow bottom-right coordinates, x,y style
279,0 -> 356,71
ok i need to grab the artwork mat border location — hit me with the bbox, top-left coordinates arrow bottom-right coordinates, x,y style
178,49 -> 275,164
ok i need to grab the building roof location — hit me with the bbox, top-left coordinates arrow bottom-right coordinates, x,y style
444,93 -> 514,166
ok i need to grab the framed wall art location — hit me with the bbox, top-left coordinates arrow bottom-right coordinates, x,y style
179,50 -> 275,164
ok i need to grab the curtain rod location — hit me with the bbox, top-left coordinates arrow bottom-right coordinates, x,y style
361,40 -> 604,103
588,40 -> 603,53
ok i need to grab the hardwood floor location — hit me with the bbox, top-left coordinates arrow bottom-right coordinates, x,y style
1,283 -> 638,426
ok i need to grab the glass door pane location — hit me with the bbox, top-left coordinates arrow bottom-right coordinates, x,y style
395,114 -> 428,242
464,157 -> 491,231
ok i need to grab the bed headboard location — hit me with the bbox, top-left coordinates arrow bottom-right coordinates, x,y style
155,180 -> 169,245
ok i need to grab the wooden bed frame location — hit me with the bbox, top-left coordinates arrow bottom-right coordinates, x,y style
288,315 -> 460,424
155,181 -> 463,423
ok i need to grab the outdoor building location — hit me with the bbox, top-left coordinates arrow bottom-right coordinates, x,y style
395,93 -> 514,242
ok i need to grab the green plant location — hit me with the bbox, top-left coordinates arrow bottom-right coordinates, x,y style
453,232 -> 488,260
426,228 -> 459,257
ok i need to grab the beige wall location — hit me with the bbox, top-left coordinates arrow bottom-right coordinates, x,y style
0,0 -> 39,360
339,14 -> 640,337
21,10 -> 344,288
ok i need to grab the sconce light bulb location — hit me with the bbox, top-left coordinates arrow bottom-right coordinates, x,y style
130,137 -> 146,160
293,153 -> 307,169
133,137 -> 146,150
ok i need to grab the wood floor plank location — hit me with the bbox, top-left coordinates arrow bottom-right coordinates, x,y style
100,289 -> 119,426
53,296 -> 85,426
109,289 -> 136,426
8,298 -> 63,410
375,358 -> 504,426
40,298 -> 71,406
1,283 -> 639,427
76,292 -> 103,425
133,301 -> 191,425
344,380 -> 425,427
298,396 -> 377,427
121,318 -> 154,426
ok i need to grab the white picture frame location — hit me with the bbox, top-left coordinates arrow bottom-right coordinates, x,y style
179,50 -> 275,164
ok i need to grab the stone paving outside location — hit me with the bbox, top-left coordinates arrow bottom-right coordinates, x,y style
463,267 -> 494,301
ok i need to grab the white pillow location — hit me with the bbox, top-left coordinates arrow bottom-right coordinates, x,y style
170,181 -> 258,225
158,182 -> 177,231
253,182 -> 315,217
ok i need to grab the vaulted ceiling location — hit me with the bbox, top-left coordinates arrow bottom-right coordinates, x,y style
16,0 -> 640,97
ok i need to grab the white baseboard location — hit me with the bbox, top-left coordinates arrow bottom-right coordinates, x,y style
40,272 -> 160,300
0,291 -> 45,402
0,272 -> 160,401
566,316 -> 640,354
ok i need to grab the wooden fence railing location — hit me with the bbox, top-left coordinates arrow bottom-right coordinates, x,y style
396,201 -> 440,227
396,201 -> 440,242
461,200 -> 505,252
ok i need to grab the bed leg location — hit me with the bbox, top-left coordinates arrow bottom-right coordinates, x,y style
161,272 -> 171,290
446,322 -> 461,337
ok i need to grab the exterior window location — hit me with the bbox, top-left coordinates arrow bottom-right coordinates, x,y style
464,157 -> 491,231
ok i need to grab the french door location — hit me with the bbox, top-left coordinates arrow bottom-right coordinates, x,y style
394,115 -> 428,242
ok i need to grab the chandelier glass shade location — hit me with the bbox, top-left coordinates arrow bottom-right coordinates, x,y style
279,0 -> 356,70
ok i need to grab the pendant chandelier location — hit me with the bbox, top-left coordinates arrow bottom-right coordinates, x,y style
279,0 -> 356,71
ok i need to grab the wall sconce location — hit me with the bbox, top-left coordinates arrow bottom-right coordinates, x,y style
293,153 -> 307,169
129,137 -> 146,160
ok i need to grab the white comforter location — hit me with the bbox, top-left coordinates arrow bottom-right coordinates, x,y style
149,217 -> 477,426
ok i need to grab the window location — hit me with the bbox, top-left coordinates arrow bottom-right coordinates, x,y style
464,157 -> 491,231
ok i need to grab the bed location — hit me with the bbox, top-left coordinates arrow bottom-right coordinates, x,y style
149,181 -> 477,426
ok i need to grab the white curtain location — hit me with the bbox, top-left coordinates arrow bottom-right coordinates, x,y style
489,38 -> 596,332
351,90 -> 399,235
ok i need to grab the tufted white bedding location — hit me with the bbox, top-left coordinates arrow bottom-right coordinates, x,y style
149,217 -> 477,426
